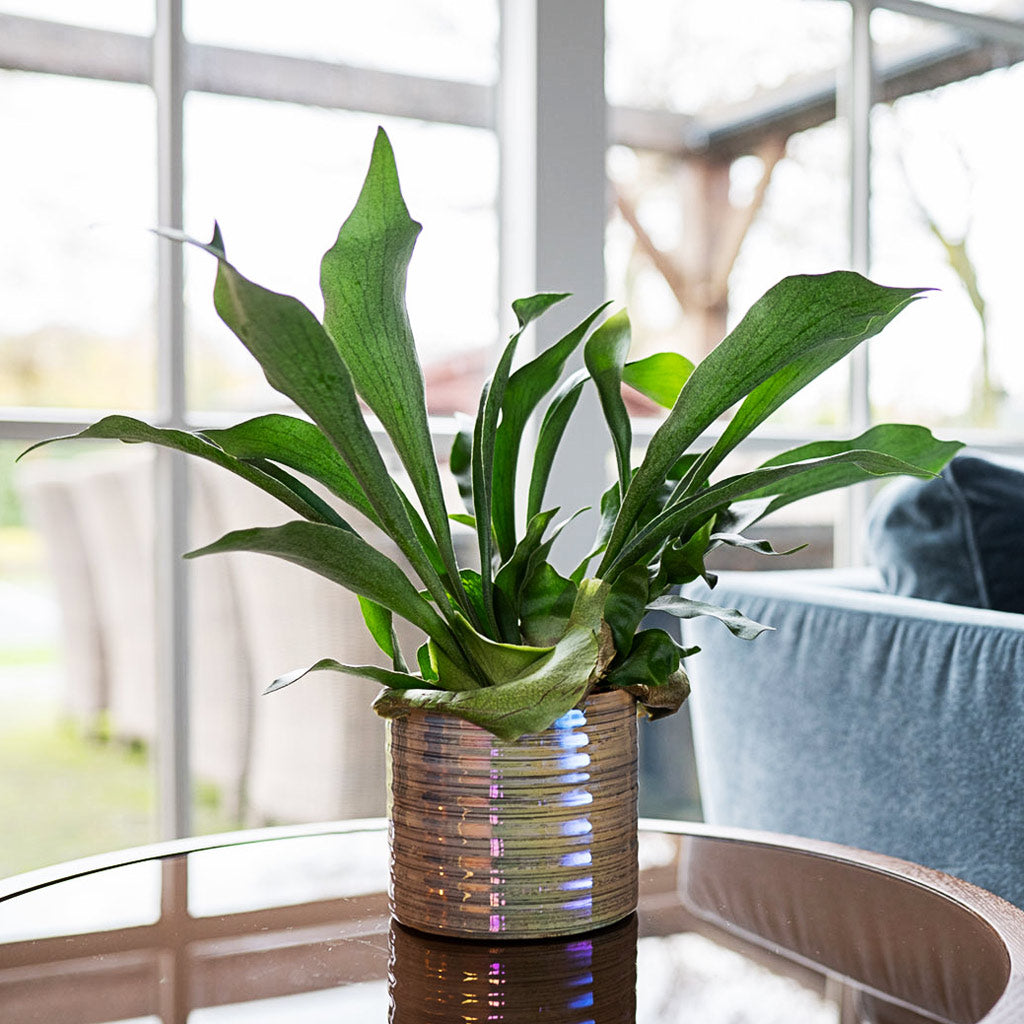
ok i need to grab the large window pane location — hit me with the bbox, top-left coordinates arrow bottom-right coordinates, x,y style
727,119 -> 850,430
5,442 -> 157,875
607,0 -> 847,113
185,457 -> 412,829
185,1 -> 498,84
871,57 -> 1024,430
184,98 -> 498,415
0,1 -> 153,34
2,441 -> 254,873
0,73 -> 157,411
606,0 -> 850,430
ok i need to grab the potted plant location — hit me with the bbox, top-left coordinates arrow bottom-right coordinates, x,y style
22,128 -> 960,939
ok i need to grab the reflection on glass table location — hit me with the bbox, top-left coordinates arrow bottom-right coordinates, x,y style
1,820 -> 1023,1023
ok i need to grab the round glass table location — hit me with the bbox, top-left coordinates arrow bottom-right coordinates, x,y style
1,820 -> 1023,1023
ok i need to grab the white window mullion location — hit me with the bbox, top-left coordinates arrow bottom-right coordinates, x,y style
838,0 -> 876,567
499,0 -> 608,571
153,0 -> 191,840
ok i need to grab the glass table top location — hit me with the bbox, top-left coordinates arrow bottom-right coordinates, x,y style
1,821 -> 1023,1023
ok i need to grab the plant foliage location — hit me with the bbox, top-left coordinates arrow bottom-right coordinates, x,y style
21,128 -> 963,740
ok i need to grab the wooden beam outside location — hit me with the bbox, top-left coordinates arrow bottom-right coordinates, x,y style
630,35 -> 1024,159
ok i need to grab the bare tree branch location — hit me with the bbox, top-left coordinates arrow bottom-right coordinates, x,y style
613,187 -> 691,310
706,136 -> 787,304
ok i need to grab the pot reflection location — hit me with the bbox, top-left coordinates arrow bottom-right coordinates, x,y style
388,912 -> 638,1023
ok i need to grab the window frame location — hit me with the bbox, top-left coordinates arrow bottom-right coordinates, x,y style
2,0 -> 1023,836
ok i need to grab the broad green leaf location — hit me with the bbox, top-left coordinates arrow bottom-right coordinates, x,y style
357,595 -> 408,672
604,628 -> 680,691
416,643 -> 438,682
610,662 -> 691,721
602,272 -> 929,572
472,325 -> 523,636
204,414 -> 452,586
493,580 -> 521,645
584,308 -> 633,497
494,506 -> 587,616
494,508 -> 559,616
396,493 -> 453,594
450,611 -> 553,685
185,520 -> 468,670
689,295 -> 934,496
709,532 -> 806,557
523,508 -> 589,586
647,594 -> 773,640
456,569 -> 489,636
19,416 -> 333,526
373,578 -> 611,740
519,563 -> 578,647
666,453 -> 702,482
609,448 -> 936,577
603,564 -> 650,657
571,477 -> 625,584
427,636 -> 483,691
320,128 -> 466,614
243,458 -> 353,530
265,657 -> 426,695
527,368 -> 588,522
511,292 -> 570,328
658,518 -> 715,587
689,323 -> 929,497
622,351 -> 694,409
644,454 -> 705,527
197,230 -> 456,619
202,413 -> 380,525
492,302 -> 608,559
710,498 -> 774,539
449,413 -> 475,513
749,424 -> 964,516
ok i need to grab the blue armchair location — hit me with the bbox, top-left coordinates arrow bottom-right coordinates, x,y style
681,565 -> 1024,909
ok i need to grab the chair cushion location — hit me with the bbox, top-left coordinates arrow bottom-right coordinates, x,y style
867,454 -> 1024,613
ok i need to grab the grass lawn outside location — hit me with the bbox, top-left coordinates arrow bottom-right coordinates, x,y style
0,543 -> 229,877
0,665 -> 238,880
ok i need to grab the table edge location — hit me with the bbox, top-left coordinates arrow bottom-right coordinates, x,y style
4,817 -> 1024,1022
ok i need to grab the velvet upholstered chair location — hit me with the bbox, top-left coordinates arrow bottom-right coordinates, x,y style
674,454 -> 1024,910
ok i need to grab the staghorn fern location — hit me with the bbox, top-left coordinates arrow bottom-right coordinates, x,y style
21,128 -> 962,740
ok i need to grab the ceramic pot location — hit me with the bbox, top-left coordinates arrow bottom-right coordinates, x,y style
387,688 -> 638,939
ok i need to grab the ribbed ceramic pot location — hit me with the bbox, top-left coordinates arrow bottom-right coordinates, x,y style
387,688 -> 638,940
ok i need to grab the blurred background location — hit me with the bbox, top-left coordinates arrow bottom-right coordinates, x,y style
2,0 -> 1023,875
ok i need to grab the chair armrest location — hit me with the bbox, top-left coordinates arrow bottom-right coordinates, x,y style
692,568 -> 1024,634
682,568 -> 1024,909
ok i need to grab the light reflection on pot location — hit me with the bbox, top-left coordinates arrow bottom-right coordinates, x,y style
387,912 -> 638,1024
